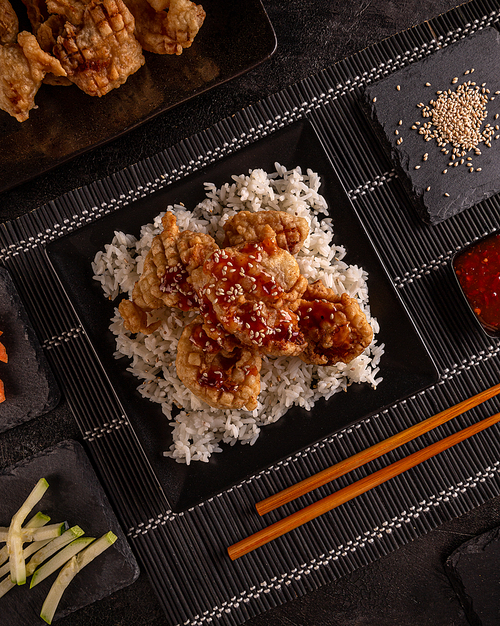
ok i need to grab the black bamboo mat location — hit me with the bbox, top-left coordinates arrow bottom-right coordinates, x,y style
2,1 -> 500,624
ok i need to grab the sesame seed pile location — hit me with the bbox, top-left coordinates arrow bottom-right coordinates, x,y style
405,70 -> 500,184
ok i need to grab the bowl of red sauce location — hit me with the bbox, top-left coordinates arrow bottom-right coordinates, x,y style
452,230 -> 500,338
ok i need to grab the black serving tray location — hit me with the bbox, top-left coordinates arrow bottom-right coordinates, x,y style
0,0 -> 276,194
45,119 -> 439,511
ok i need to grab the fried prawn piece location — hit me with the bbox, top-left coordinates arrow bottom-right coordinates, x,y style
176,317 -> 262,411
0,31 -> 66,121
223,211 -> 309,256
124,0 -> 205,55
0,0 -> 18,44
52,0 -> 145,97
120,212 -> 218,334
132,212 -> 217,312
191,237 -> 308,357
294,280 -> 373,366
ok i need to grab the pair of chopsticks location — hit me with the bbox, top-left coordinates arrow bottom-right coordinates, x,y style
227,382 -> 500,560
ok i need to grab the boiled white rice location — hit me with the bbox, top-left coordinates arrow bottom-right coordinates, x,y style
92,164 -> 384,464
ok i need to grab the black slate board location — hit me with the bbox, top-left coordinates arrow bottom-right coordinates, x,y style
0,440 -> 139,625
364,26 -> 500,224
0,266 -> 60,433
446,524 -> 500,626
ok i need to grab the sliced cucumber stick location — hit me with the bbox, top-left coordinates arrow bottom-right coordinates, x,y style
40,532 -> 117,625
8,478 -> 49,585
0,511 -> 51,567
30,536 -> 95,589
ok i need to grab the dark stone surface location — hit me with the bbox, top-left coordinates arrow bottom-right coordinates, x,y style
3,1 -> 499,626
0,441 -> 139,625
365,27 -> 500,224
0,267 -> 60,433
446,524 -> 500,626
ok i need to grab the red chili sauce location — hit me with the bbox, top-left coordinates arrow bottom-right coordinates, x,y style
454,233 -> 500,333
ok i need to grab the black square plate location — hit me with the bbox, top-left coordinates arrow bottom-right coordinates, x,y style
0,440 -> 139,625
0,0 -> 276,194
45,119 -> 439,511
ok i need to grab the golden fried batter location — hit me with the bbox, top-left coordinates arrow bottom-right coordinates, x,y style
0,0 -> 18,44
120,212 -> 218,334
176,317 -> 262,411
118,297 -> 162,334
52,0 -> 145,97
124,0 -> 205,55
295,280 -> 373,365
191,237 -> 308,357
0,31 -> 66,121
223,210 -> 309,256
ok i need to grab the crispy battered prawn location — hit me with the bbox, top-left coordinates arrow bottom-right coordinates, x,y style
124,0 -> 205,55
223,210 -> 309,256
176,317 -> 261,411
120,212 -> 218,334
0,31 -> 66,121
0,331 -> 7,403
294,280 -> 373,366
0,0 -> 18,44
132,212 -> 217,311
52,0 -> 145,97
191,237 -> 308,357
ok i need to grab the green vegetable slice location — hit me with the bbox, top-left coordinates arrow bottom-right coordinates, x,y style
0,512 -> 50,567
40,532 -> 117,625
30,536 -> 95,589
0,522 -> 66,543
7,478 -> 49,585
0,526 -> 84,599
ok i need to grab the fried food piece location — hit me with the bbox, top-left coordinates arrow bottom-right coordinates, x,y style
124,0 -> 205,55
52,0 -> 145,97
176,317 -> 262,411
295,280 -> 373,365
120,212 -> 218,333
0,0 -> 18,44
0,31 -> 66,121
46,0 -> 89,24
191,237 -> 308,357
223,211 -> 309,256
118,297 -> 162,335
132,212 -> 217,312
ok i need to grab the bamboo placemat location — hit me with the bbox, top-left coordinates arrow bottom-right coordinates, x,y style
2,1 -> 500,624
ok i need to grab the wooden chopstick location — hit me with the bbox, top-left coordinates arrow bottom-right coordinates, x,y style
256,383 -> 500,516
228,409 -> 500,560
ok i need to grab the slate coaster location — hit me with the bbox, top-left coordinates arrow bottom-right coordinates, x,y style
445,525 -> 500,626
364,27 -> 500,224
0,266 -> 60,433
0,440 -> 140,624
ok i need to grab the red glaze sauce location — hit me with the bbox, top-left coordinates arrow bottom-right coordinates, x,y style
189,324 -> 220,353
200,239 -> 304,348
198,354 -> 240,392
454,233 -> 500,332
159,264 -> 197,311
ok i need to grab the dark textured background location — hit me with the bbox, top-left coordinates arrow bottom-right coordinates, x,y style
2,1 -> 498,625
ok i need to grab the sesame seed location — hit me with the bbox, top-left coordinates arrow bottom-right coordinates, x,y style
395,130 -> 399,135
444,193 -> 450,197
398,119 -> 403,125
425,82 -> 431,86
442,169 -> 448,174
372,97 -> 377,103
426,186 -> 431,191
414,165 -> 420,169
396,85 -> 401,90
452,77 -> 458,84
476,167 -> 482,171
